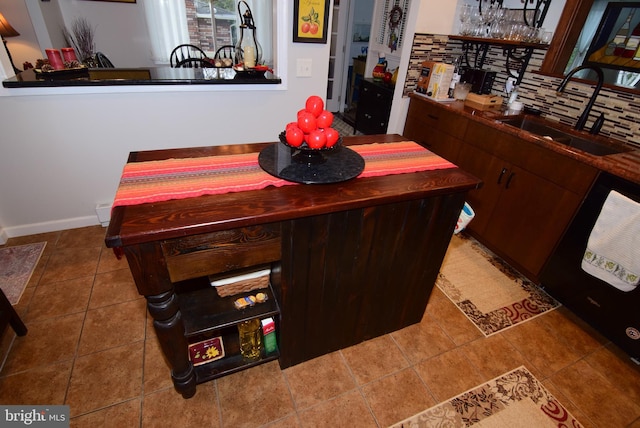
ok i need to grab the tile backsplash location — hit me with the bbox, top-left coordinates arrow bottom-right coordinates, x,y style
405,33 -> 640,149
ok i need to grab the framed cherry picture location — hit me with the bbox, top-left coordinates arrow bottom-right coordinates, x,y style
293,0 -> 330,44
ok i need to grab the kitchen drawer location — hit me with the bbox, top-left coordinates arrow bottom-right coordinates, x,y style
405,97 -> 468,140
465,120 -> 598,195
162,223 -> 281,282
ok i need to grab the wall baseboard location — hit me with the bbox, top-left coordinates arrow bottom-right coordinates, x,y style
2,215 -> 103,240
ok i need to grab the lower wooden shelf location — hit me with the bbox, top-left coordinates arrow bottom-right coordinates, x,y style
175,270 -> 281,382
194,346 -> 280,384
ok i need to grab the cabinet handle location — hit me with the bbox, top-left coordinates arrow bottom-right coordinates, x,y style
427,114 -> 439,121
505,172 -> 515,189
496,167 -> 508,185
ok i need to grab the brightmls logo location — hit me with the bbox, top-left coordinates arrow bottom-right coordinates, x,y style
1,406 -> 69,427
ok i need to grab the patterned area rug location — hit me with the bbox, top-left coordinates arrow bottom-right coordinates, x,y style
0,242 -> 46,305
390,366 -> 583,427
437,235 -> 559,336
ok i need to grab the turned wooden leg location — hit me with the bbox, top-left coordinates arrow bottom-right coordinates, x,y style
123,243 -> 196,398
147,290 -> 196,399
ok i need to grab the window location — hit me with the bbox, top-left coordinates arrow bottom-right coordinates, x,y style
564,0 -> 640,89
144,0 -> 274,66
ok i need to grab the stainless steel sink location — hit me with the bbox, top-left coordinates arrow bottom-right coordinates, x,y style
498,116 -> 631,156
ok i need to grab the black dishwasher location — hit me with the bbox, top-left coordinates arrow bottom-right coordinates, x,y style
540,172 -> 640,362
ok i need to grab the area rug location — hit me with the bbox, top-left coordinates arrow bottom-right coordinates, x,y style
437,235 -> 559,336
390,366 -> 583,427
0,242 -> 46,305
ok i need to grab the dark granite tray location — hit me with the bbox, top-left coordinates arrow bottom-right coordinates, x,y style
258,142 -> 364,184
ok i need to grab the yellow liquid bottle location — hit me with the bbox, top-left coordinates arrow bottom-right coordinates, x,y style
238,318 -> 262,361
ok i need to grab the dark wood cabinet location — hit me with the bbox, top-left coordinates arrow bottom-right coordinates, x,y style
403,96 -> 599,282
459,119 -> 599,281
403,96 -> 468,163
355,78 -> 394,134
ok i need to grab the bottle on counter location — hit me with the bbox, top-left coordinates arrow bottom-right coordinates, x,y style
448,55 -> 462,99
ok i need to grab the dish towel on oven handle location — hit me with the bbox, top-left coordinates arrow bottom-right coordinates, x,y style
581,190 -> 640,292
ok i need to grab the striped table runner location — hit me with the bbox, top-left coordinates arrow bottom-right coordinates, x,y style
112,141 -> 456,208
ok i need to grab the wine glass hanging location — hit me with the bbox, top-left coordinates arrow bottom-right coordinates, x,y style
458,0 -> 552,40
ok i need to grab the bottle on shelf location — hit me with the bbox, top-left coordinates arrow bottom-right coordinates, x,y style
238,318 -> 262,361
612,10 -> 634,56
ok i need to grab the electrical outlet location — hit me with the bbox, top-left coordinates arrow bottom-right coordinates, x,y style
296,59 -> 312,77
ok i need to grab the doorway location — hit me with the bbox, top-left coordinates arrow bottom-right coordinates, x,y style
326,0 -> 374,123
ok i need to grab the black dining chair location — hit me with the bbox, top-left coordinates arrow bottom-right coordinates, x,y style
170,44 -> 209,68
95,51 -> 114,68
174,58 -> 214,69
214,45 -> 236,61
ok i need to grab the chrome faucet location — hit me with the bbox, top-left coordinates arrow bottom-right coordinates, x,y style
556,65 -> 604,132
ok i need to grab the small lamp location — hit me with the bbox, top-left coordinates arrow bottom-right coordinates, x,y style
0,12 -> 20,74
235,1 -> 262,68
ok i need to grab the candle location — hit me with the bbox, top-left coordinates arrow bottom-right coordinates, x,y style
61,47 -> 78,63
244,46 -> 256,68
45,49 -> 65,70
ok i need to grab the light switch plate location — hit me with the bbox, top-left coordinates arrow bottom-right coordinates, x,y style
296,59 -> 312,77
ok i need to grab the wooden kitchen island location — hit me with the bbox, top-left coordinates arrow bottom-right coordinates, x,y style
105,134 -> 481,398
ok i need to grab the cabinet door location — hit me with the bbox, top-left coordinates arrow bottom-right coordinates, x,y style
482,165 -> 583,279
403,98 -> 468,163
455,143 -> 505,235
404,121 -> 463,163
356,81 -> 392,134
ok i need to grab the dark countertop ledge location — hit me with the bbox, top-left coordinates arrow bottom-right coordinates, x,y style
2,67 -> 281,88
408,93 -> 640,185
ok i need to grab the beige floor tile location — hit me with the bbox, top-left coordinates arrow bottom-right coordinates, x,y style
340,335 -> 409,385
57,226 -> 107,249
297,390 -> 377,428
414,348 -> 485,402
549,359 -> 640,427
26,276 -> 93,322
1,231 -> 60,252
1,312 -> 84,374
97,246 -> 129,274
0,360 -> 73,405
261,414 -> 301,428
217,361 -> 295,428
584,343 -> 640,403
537,307 -> 608,356
460,333 -> 534,380
391,312 -> 456,364
142,384 -> 218,428
66,342 -> 144,416
361,367 -> 435,427
501,315 -> 583,379
40,246 -> 101,283
425,287 -> 484,345
542,379 -> 596,428
283,351 -> 356,410
70,398 -> 141,428
77,299 -> 146,355
142,325 -> 173,395
89,268 -> 141,309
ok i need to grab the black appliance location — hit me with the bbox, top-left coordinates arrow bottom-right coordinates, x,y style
540,172 -> 640,363
460,68 -> 496,94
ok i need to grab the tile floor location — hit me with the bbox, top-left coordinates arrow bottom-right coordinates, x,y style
1,225 -> 640,427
